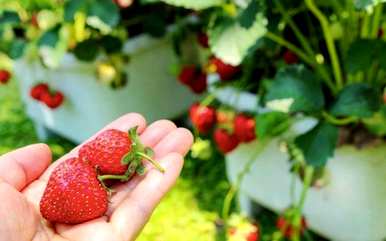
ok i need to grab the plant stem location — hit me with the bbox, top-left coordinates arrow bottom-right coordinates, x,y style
322,111 -> 358,125
265,31 -> 314,65
200,93 -> 216,106
297,166 -> 314,211
265,31 -> 337,94
98,174 -> 130,182
371,3 -> 383,38
361,13 -> 371,38
274,0 -> 315,56
305,0 -> 344,90
137,152 -> 165,173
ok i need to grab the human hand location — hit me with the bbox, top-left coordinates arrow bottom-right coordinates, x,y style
0,113 -> 193,241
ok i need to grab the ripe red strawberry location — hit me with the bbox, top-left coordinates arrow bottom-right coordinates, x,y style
209,57 -> 240,81
214,128 -> 239,153
40,157 -> 108,224
197,32 -> 209,48
283,50 -> 298,64
234,114 -> 256,143
189,72 -> 207,94
0,69 -> 11,84
189,103 -> 216,134
41,90 -> 64,109
30,83 -> 49,100
276,216 -> 307,239
178,65 -> 197,85
79,128 -> 164,176
246,229 -> 259,241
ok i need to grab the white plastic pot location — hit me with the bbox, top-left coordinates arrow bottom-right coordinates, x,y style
14,34 -> 197,143
213,87 -> 386,241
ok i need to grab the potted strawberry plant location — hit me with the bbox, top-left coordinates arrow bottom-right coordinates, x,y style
160,0 -> 386,240
0,0 -> 198,143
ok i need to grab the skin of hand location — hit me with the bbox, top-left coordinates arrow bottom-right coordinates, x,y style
0,113 -> 193,241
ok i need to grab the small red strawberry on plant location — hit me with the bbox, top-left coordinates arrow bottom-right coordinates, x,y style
178,65 -> 207,94
283,50 -> 298,65
40,90 -> 64,109
189,72 -> 207,94
276,215 -> 307,239
234,114 -> 256,143
197,32 -> 209,48
189,103 -> 216,134
209,57 -> 240,81
40,158 -> 108,224
79,127 -> 164,177
30,83 -> 49,100
0,69 -> 11,84
31,13 -> 39,28
214,128 -> 239,153
178,65 -> 197,85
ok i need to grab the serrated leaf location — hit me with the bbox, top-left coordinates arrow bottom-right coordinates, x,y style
208,13 -> 267,65
330,83 -> 380,118
38,26 -> 60,47
0,11 -> 20,26
73,39 -> 99,61
255,111 -> 291,139
238,0 -> 260,29
88,0 -> 120,27
264,65 -> 325,113
295,122 -> 338,167
345,39 -> 380,73
159,0 -> 223,10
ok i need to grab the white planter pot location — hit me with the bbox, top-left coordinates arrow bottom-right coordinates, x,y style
14,34 -> 197,143
213,86 -> 386,241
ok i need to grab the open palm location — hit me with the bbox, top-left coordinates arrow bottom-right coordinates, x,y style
0,113 -> 193,241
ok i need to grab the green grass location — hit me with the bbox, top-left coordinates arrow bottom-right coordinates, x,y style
0,80 -> 225,240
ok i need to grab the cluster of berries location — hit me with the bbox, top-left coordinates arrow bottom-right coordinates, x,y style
40,127 -> 164,224
189,103 -> 256,154
30,83 -> 65,109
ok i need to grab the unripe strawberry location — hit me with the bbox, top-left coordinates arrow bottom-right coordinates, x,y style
0,69 -> 11,84
276,216 -> 307,239
234,114 -> 256,143
189,103 -> 216,134
283,50 -> 298,64
209,57 -> 240,81
214,128 -> 239,153
197,32 -> 209,48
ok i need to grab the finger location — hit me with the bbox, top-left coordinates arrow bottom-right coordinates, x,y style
110,152 -> 184,240
152,127 -> 194,158
23,113 -> 146,210
40,113 -> 147,182
0,144 -> 51,190
107,120 -> 177,211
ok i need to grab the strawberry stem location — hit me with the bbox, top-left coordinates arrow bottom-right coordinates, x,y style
98,174 -> 130,182
137,152 -> 165,173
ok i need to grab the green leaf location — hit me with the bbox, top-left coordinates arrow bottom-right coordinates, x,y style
362,105 -> 386,136
264,65 -> 325,113
64,0 -> 87,21
0,11 -> 20,26
295,122 -> 338,167
159,0 -> 223,10
238,0 -> 260,29
7,39 -> 26,59
73,39 -> 99,61
345,39 -> 380,73
330,83 -> 380,118
208,12 -> 267,65
100,35 -> 123,53
144,147 -> 154,158
136,165 -> 146,175
255,111 -> 291,139
88,0 -> 120,27
142,13 -> 167,38
38,26 -> 60,47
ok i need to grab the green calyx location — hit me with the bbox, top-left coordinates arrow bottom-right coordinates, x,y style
98,126 -> 165,186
